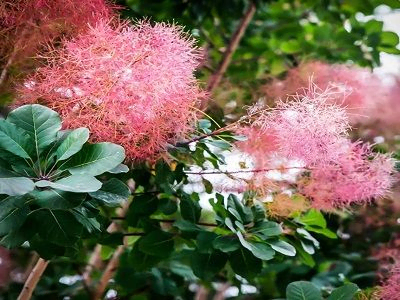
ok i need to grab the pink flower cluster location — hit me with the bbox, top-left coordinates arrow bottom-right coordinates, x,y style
17,20 -> 205,161
379,263 -> 400,300
262,60 -> 388,125
237,85 -> 394,210
1,0 -> 114,66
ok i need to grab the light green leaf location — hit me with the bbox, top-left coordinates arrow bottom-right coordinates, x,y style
35,175 -> 102,193
107,164 -> 129,174
247,241 -> 275,260
55,127 -> 89,161
89,178 -> 130,206
328,283 -> 359,300
7,104 -> 61,158
59,142 -> 125,176
0,119 -> 32,159
0,167 -> 35,196
286,281 -> 323,300
268,240 -> 296,256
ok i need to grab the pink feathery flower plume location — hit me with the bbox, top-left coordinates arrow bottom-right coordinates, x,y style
255,84 -> 350,165
17,19 -> 205,161
298,142 -> 394,210
263,60 -> 385,124
236,85 -> 394,210
0,0 -> 115,75
379,262 -> 400,300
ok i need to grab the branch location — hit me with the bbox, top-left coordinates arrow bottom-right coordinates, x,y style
206,1 -> 256,92
92,245 -> 125,300
17,258 -> 49,300
185,166 -> 307,175
82,200 -> 130,288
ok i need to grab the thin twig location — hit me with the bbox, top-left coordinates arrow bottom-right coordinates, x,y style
206,1 -> 256,92
185,166 -> 307,175
92,245 -> 125,300
17,258 -> 49,300
82,200 -> 131,288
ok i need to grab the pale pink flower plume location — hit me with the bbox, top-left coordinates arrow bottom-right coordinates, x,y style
255,85 -> 350,165
236,86 -> 394,210
299,142 -> 394,210
379,262 -> 400,300
17,20 -> 205,161
263,60 -> 385,124
0,0 -> 115,83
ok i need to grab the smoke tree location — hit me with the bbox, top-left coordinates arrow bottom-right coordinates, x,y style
0,0 -> 399,299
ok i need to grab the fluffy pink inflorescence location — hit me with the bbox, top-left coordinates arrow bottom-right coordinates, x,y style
1,0 -> 115,64
263,60 -> 385,124
379,263 -> 400,300
255,85 -> 350,165
17,20 -> 205,161
298,142 -> 394,210
237,86 -> 394,209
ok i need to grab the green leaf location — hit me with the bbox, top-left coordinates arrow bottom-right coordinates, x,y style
380,31 -> 399,47
0,196 -> 29,235
72,209 -> 100,233
173,220 -> 202,233
305,226 -> 337,239
31,189 -> 85,210
229,248 -> 262,279
280,40 -> 301,54
0,168 -> 35,196
247,241 -> 276,260
250,220 -> 282,238
55,127 -> 89,161
107,164 -> 129,174
89,178 -> 130,206
196,231 -> 217,253
180,196 -> 201,223
213,235 -> 241,252
60,142 -> 125,176
298,209 -> 327,228
286,281 -> 323,300
268,240 -> 296,256
138,230 -> 174,258
7,104 -> 61,158
30,209 -> 83,246
191,250 -> 227,280
36,174 -> 102,193
328,283 -> 359,300
0,119 -> 33,159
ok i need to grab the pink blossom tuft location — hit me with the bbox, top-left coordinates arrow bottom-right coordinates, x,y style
256,85 -> 350,165
299,142 -> 394,210
263,60 -> 385,124
379,263 -> 400,300
17,20 -> 205,161
0,0 -> 115,72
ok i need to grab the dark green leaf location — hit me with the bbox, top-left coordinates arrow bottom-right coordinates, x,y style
0,168 -> 35,195
30,209 -> 83,246
0,196 -> 29,235
7,104 -> 61,157
55,127 -> 89,161
89,178 -> 130,206
286,281 -> 322,300
138,230 -> 174,258
180,196 -> 201,223
59,142 -> 125,176
31,189 -> 85,209
191,250 -> 227,280
250,220 -> 282,238
229,248 -> 262,279
328,283 -> 359,300
0,119 -> 33,159
213,235 -> 241,252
